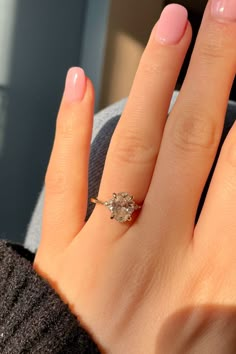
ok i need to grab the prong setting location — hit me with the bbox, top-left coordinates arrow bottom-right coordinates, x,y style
105,192 -> 141,223
91,192 -> 142,223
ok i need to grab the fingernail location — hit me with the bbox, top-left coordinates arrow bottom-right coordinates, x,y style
155,4 -> 188,45
64,67 -> 86,102
211,0 -> 236,21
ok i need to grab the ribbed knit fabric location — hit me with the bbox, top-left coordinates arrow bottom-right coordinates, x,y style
0,240 -> 101,353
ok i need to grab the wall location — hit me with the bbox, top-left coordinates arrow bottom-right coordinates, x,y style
0,0 -> 86,242
99,0 -> 165,109
99,0 -> 209,109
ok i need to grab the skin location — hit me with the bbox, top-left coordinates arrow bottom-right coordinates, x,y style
33,1 -> 236,353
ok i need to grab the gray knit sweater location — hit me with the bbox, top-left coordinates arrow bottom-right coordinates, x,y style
0,240 -> 100,353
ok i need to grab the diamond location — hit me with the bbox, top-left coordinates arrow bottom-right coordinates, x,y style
105,192 -> 140,223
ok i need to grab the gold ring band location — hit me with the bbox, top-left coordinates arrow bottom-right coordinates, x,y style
90,197 -> 104,205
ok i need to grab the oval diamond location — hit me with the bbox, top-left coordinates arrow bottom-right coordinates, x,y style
105,192 -> 136,223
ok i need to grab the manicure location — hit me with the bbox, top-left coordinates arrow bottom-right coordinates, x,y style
211,0 -> 236,21
64,67 -> 87,102
155,4 -> 188,45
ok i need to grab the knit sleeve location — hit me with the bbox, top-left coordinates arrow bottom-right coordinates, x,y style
0,240 -> 101,354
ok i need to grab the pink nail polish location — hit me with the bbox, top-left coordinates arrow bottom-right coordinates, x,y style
155,4 -> 188,45
211,0 -> 236,21
64,67 -> 86,102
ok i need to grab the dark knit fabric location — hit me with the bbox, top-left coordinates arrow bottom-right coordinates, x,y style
0,240 -> 101,353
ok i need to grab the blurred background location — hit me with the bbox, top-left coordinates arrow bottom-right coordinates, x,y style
0,0 -> 235,244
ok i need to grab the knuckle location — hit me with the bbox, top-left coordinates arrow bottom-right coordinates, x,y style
198,24 -> 226,64
223,140 -> 236,170
221,123 -> 236,170
139,57 -> 163,77
45,169 -> 67,194
56,108 -> 77,140
111,131 -> 157,165
139,45 -> 176,81
170,110 -> 219,153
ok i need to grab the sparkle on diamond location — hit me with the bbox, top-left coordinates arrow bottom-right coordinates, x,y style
105,192 -> 137,223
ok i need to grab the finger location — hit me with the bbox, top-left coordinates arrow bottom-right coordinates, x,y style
144,0 -> 236,247
40,68 -> 94,254
89,4 -> 192,238
194,120 -> 236,254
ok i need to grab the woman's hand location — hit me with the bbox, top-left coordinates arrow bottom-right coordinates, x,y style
34,2 -> 236,353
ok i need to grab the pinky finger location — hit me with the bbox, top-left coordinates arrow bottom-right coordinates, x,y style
39,67 -> 95,255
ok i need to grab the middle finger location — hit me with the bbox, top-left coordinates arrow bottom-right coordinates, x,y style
145,0 -> 236,247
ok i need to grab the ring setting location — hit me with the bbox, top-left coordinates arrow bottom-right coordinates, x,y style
90,192 -> 142,223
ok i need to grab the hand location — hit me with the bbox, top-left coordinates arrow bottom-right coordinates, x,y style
34,2 -> 236,353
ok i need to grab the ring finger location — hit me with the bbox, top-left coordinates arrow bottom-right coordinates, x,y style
88,4 -> 192,238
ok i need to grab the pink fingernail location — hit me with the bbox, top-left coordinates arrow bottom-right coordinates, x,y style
211,0 -> 236,21
155,4 -> 188,45
64,67 -> 86,102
